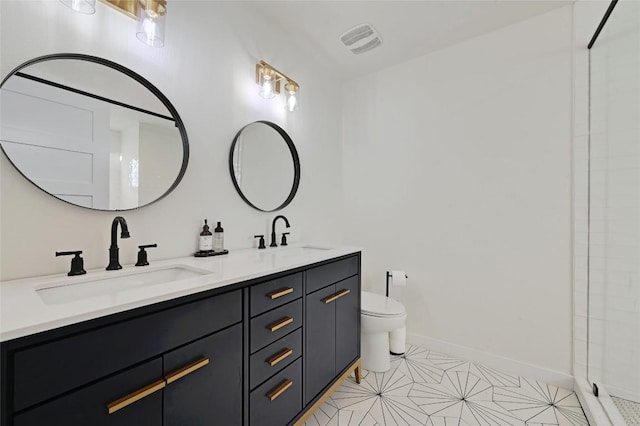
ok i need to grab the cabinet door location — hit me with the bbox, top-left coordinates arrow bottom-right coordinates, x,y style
14,359 -> 162,426
305,284 -> 336,405
335,276 -> 360,374
164,323 -> 242,426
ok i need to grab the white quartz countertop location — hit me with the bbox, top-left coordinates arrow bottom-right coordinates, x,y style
0,245 -> 361,342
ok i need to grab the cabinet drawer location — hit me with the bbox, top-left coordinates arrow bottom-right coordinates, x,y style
250,299 -> 302,353
250,328 -> 302,390
306,256 -> 359,294
13,289 -> 242,412
250,273 -> 302,317
14,358 -> 163,426
250,358 -> 302,426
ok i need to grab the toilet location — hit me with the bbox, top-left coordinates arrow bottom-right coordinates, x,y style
360,291 -> 407,372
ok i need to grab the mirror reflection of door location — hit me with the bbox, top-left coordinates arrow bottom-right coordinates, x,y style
1,76 -> 110,208
0,55 -> 187,211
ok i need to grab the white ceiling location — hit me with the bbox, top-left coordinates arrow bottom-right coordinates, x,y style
252,1 -> 572,80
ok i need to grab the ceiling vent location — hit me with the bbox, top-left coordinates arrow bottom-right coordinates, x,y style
339,23 -> 382,55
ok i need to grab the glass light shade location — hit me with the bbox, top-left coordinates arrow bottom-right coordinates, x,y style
285,82 -> 300,112
136,0 -> 166,47
258,67 -> 277,99
59,0 -> 96,14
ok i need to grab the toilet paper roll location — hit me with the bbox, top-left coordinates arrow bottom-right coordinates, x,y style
391,270 -> 407,287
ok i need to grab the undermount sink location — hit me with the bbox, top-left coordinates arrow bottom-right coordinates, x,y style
36,265 -> 210,305
270,246 -> 330,257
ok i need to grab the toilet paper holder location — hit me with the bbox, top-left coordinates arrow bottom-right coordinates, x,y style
386,271 -> 408,297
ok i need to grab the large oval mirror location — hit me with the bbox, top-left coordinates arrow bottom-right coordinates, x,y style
0,54 -> 189,211
229,121 -> 300,212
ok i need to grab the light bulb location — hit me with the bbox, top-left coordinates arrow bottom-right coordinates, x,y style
287,93 -> 298,111
285,82 -> 299,112
259,76 -> 276,99
59,0 -> 95,14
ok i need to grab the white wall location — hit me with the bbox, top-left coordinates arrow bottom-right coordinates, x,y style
343,6 -> 574,374
0,1 -> 343,280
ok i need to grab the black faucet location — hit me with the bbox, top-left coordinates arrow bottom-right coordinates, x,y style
107,216 -> 130,270
270,215 -> 290,247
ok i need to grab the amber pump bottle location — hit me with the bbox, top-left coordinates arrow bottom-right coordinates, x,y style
199,220 -> 213,252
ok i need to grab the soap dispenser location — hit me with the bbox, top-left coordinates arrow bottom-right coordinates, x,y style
198,219 -> 213,253
213,221 -> 224,252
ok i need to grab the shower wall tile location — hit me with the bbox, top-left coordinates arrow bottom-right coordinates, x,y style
575,290 -> 588,317
575,340 -> 587,366
575,315 -> 588,343
587,4 -> 640,399
572,3 -> 592,381
574,90 -> 589,137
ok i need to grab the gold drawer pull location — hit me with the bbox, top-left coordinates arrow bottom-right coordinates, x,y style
165,357 -> 210,385
322,289 -> 351,304
268,287 -> 294,299
107,379 -> 165,414
267,348 -> 293,366
268,316 -> 293,332
267,379 -> 293,401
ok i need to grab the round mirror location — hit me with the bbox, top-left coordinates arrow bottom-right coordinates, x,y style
0,54 -> 189,211
229,121 -> 300,212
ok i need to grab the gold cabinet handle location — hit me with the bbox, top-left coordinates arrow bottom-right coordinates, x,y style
107,379 -> 166,414
165,357 -> 210,385
322,289 -> 351,304
267,348 -> 293,366
268,316 -> 293,332
268,287 -> 294,299
267,379 -> 293,401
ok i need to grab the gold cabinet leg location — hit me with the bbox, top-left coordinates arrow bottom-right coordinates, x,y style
354,365 -> 361,384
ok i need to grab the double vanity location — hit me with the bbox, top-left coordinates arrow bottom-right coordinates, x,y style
0,53 -> 350,426
0,246 -> 362,426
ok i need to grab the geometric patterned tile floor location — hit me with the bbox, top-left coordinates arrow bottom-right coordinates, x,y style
612,396 -> 640,426
304,345 -> 589,426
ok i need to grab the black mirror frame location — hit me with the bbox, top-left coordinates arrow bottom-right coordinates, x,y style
229,120 -> 300,212
0,53 -> 189,212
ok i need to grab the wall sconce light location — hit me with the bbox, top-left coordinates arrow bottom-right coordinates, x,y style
256,60 -> 300,112
59,0 -> 167,47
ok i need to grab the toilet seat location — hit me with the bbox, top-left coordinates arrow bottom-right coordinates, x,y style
361,291 -> 406,318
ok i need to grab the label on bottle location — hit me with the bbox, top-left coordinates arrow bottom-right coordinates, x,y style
213,234 -> 224,252
199,235 -> 213,251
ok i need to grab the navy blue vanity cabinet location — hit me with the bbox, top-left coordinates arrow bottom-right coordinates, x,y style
304,256 -> 360,406
2,289 -> 242,426
13,323 -> 243,426
1,252 -> 362,426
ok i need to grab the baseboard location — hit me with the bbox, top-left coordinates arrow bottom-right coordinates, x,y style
407,333 -> 574,390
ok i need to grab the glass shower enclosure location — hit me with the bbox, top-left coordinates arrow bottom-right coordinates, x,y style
587,1 -> 640,424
